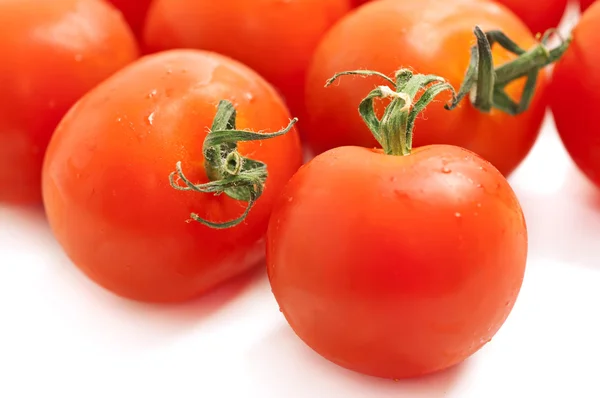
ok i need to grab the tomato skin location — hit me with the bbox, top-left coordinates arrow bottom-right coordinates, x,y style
42,49 -> 303,303
143,0 -> 351,119
0,0 -> 139,205
267,145 -> 527,379
107,0 -> 152,38
305,0 -> 548,176
581,0 -> 596,11
496,0 -> 567,34
551,2 -> 600,188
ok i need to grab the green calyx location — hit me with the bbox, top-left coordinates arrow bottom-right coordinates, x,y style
446,26 -> 571,115
326,69 -> 457,156
169,100 -> 297,229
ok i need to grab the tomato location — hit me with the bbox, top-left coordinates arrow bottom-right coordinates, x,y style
267,70 -> 527,379
107,0 -> 152,39
551,2 -> 600,189
305,0 -> 550,176
0,0 -> 139,205
42,49 -> 303,303
581,0 -> 596,11
496,0 -> 567,34
143,0 -> 351,120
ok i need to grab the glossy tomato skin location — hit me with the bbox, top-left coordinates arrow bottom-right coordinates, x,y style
497,0 -> 567,34
305,0 -> 548,176
107,0 -> 152,38
43,50 -> 303,303
143,0 -> 351,120
0,0 -> 139,205
267,145 -> 527,379
551,2 -> 600,188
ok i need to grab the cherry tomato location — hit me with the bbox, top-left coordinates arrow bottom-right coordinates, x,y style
551,2 -> 600,188
42,50 -> 303,303
143,0 -> 351,120
581,0 -> 596,11
267,70 -> 527,379
496,0 -> 567,34
107,0 -> 152,39
0,0 -> 139,205
305,0 -> 549,176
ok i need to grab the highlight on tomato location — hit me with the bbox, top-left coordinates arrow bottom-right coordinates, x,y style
304,0 -> 569,177
267,66 -> 528,380
42,49 -> 303,303
551,2 -> 600,189
496,0 -> 568,35
143,0 -> 351,119
0,0 -> 139,205
107,0 -> 152,39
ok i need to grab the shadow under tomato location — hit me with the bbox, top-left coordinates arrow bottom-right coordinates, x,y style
2,203 -> 264,352
247,324 -> 468,398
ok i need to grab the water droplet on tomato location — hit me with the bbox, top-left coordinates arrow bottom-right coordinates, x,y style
441,167 -> 451,174
455,212 -> 462,218
147,89 -> 157,99
147,112 -> 155,126
287,197 -> 293,203
476,203 -> 482,208
476,183 -> 483,188
389,176 -> 397,182
245,92 -> 254,102
74,54 -> 83,62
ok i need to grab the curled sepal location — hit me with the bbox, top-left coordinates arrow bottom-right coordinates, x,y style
326,69 -> 457,156
170,100 -> 297,229
446,25 -> 571,115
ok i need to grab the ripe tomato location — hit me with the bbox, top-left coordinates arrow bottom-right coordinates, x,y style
0,0 -> 139,204
107,0 -> 152,39
305,0 -> 550,176
496,0 -> 567,34
267,70 -> 527,379
581,0 -> 596,11
551,2 -> 600,188
42,50 -> 303,303
143,0 -> 351,120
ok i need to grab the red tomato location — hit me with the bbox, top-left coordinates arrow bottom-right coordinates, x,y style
267,71 -> 527,378
305,0 -> 549,176
496,0 -> 567,34
551,2 -> 600,188
0,0 -> 139,204
42,50 -> 303,303
581,0 -> 596,11
143,0 -> 351,120
107,0 -> 152,39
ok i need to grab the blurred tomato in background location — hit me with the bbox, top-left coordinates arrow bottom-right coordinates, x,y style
143,0 -> 351,121
107,0 -> 152,39
0,0 -> 139,205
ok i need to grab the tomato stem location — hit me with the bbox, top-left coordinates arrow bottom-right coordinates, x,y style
169,100 -> 297,229
326,69 -> 456,156
446,26 -> 571,115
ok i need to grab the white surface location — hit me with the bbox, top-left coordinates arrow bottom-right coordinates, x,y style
2,113 -> 600,398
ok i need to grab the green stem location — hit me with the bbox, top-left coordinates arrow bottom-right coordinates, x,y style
325,69 -> 456,156
170,100 -> 297,229
446,26 -> 571,115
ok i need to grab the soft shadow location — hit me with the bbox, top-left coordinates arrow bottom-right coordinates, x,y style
520,168 -> 600,269
248,324 -> 468,398
2,203 -> 264,351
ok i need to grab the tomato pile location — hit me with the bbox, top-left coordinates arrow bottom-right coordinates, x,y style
2,0 -> 598,381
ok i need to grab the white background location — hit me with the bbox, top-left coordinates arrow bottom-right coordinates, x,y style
2,5 -> 600,398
